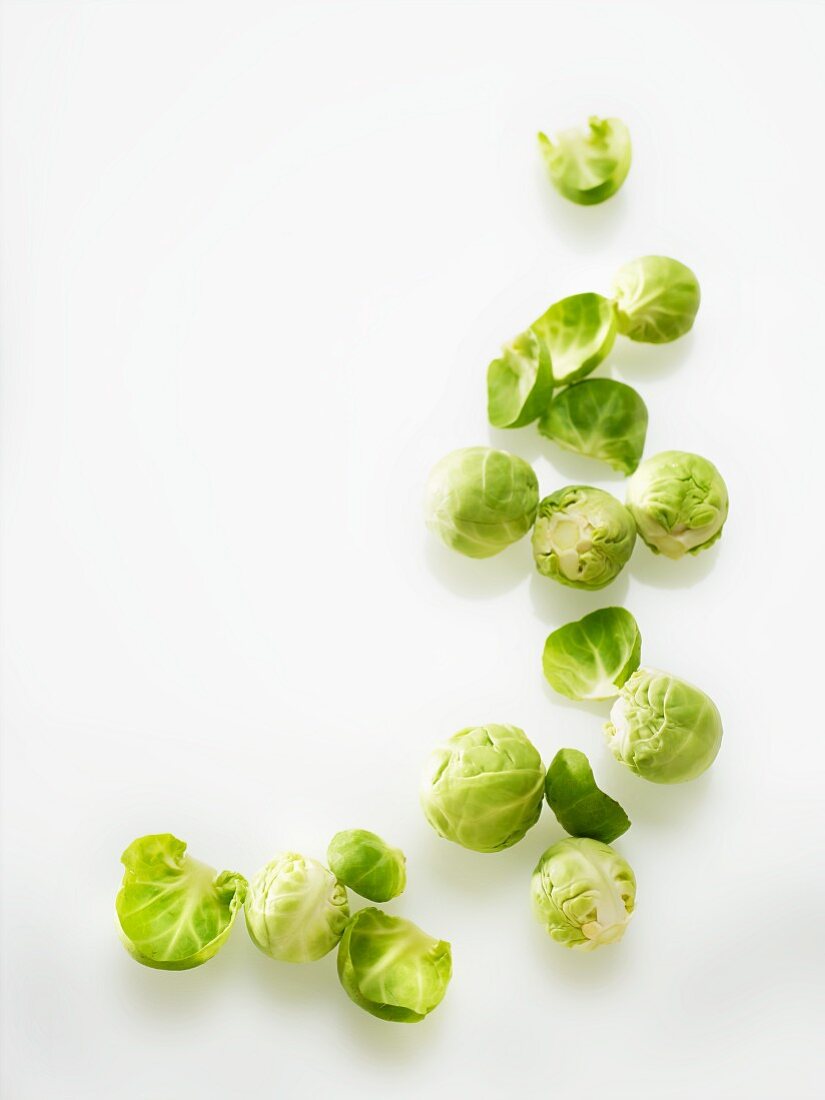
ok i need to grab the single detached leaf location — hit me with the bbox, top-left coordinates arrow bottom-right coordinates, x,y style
545,749 -> 631,843
116,834 -> 247,971
530,293 -> 616,386
542,606 -> 641,700
538,378 -> 648,475
487,328 -> 554,428
611,256 -> 700,343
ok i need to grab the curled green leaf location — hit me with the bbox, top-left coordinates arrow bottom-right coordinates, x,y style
116,833 -> 247,971
544,749 -> 631,843
531,293 -> 616,386
539,378 -> 648,475
542,606 -> 641,701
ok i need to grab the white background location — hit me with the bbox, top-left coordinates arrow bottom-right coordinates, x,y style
2,1 -> 824,1096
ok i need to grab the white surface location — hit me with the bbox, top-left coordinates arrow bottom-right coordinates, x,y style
2,1 -> 824,1096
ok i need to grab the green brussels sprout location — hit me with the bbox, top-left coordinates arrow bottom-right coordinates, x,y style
244,852 -> 350,962
542,606 -> 641,701
425,446 -> 539,559
327,829 -> 406,902
530,293 -> 617,386
626,450 -> 729,559
115,834 -> 247,971
538,378 -> 648,476
532,838 -> 635,950
420,723 -> 545,853
538,117 -> 632,205
611,256 -> 700,343
605,667 -> 723,783
531,486 -> 636,589
487,328 -> 554,428
337,908 -> 452,1023
544,749 -> 630,844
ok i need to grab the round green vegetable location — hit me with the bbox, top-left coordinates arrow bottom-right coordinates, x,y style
605,667 -> 723,783
420,723 -> 545,852
538,117 -> 632,205
531,486 -> 636,589
538,378 -> 648,475
116,834 -> 248,971
626,450 -> 729,559
542,606 -> 641,701
424,446 -> 539,559
530,293 -> 617,386
487,328 -> 554,428
244,852 -> 350,962
611,256 -> 700,343
337,908 -> 452,1023
532,837 -> 635,950
327,829 -> 406,902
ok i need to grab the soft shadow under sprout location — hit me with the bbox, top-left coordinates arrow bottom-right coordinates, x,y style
629,539 -> 720,590
528,568 -> 631,626
423,534 -> 530,600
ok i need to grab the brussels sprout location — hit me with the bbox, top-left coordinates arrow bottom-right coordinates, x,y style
626,450 -> 729,559
420,723 -> 545,853
244,852 -> 350,962
425,446 -> 539,559
531,837 -> 636,950
337,908 -> 452,1023
538,117 -> 632,206
542,606 -> 641,701
530,293 -> 617,386
544,749 -> 630,844
327,829 -> 406,903
605,667 -> 723,783
611,256 -> 700,343
538,378 -> 648,476
115,833 -> 247,971
487,328 -> 554,428
531,486 -> 636,589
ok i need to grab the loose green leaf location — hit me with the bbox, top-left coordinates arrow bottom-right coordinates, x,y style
116,833 -> 247,971
539,378 -> 648,475
611,256 -> 700,343
542,606 -> 641,701
337,908 -> 452,1023
538,117 -> 632,205
544,749 -> 631,843
487,328 -> 554,428
531,293 -> 616,386
328,829 -> 406,902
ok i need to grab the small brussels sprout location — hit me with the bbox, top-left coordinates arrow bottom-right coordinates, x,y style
538,378 -> 648,476
487,328 -> 554,428
626,450 -> 729,559
425,446 -> 539,559
542,606 -> 641,701
538,117 -> 632,206
244,852 -> 350,962
327,829 -> 406,902
420,723 -> 545,853
530,293 -> 617,386
544,749 -> 630,844
611,256 -> 700,343
531,837 -> 635,950
337,908 -> 452,1023
605,667 -> 723,783
531,486 -> 636,589
116,834 -> 247,971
